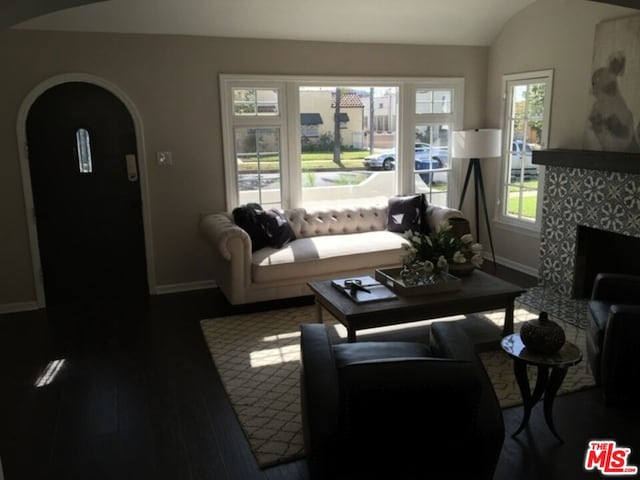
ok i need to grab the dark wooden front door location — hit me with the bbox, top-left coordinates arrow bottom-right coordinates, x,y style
26,82 -> 148,307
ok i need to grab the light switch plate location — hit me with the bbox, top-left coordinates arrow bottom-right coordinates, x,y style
157,151 -> 172,166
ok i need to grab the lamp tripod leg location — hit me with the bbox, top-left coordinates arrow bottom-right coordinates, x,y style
474,160 -> 480,242
458,160 -> 474,211
474,159 -> 497,267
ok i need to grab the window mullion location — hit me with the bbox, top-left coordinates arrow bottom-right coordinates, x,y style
220,77 -> 238,209
285,82 -> 300,209
397,84 -> 414,195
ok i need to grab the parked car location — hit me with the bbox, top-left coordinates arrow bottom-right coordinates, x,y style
510,140 -> 539,181
363,142 -> 447,170
363,142 -> 447,183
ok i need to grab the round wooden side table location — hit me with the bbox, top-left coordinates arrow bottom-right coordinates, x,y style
500,333 -> 582,442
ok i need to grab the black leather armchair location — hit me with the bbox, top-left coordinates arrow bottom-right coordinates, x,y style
587,272 -> 640,408
300,321 -> 504,480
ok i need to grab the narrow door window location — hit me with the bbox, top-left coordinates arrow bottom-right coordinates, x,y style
76,128 -> 92,173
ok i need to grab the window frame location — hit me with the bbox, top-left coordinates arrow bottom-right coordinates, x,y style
497,69 -> 553,233
220,79 -> 290,208
220,74 -> 464,210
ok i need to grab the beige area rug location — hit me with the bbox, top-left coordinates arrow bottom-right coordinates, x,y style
199,303 -> 595,468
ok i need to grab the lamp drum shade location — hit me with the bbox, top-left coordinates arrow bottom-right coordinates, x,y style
451,129 -> 502,159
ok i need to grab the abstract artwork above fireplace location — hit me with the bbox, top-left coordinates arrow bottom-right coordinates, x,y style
585,14 -> 640,153
538,162 -> 640,297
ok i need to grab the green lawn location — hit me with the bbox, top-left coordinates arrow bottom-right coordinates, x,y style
238,151 -> 369,171
508,195 -> 537,219
301,151 -> 368,161
507,180 -> 538,218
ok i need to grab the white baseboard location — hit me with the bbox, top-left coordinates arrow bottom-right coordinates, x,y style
0,301 -> 40,314
492,254 -> 539,279
154,280 -> 217,295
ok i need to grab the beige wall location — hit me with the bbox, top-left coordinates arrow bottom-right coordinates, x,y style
0,29 -> 487,308
485,0 -> 636,275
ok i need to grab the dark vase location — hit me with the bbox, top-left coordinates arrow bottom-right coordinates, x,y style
447,262 -> 475,277
447,218 -> 475,277
448,217 -> 471,238
520,311 -> 566,354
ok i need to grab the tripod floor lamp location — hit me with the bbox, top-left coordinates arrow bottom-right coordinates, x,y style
451,129 -> 502,266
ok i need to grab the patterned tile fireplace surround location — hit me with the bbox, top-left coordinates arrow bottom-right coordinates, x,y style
535,149 -> 640,297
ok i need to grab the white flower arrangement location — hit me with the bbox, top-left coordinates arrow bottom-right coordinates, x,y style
401,220 -> 483,276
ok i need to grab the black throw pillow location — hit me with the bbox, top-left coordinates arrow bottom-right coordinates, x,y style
232,203 -> 270,252
259,209 -> 296,249
387,194 -> 426,233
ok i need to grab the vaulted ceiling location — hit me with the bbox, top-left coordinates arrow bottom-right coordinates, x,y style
1,0 -> 106,28
4,0 -> 639,46
9,0 -> 536,46
589,0 -> 640,8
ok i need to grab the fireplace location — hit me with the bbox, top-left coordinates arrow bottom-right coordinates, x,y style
574,226 -> 640,298
533,149 -> 640,299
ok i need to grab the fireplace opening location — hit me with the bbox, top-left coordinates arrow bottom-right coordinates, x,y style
574,226 -> 640,298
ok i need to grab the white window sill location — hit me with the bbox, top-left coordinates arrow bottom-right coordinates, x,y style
494,217 -> 541,239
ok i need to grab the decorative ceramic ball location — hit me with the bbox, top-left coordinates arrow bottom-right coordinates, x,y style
520,311 -> 566,354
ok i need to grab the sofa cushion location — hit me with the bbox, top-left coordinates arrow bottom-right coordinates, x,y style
333,341 -> 432,368
285,207 -> 388,239
252,230 -> 408,283
386,194 -> 425,233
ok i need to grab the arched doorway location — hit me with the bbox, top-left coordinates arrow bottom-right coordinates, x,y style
25,81 -> 149,307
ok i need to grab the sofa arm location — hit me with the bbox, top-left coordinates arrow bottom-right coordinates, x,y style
591,273 -> 640,304
429,320 -> 475,360
199,212 -> 251,260
601,304 -> 640,406
300,324 -> 341,479
426,204 -> 463,232
428,321 -> 504,476
604,305 -> 640,347
199,213 -> 253,304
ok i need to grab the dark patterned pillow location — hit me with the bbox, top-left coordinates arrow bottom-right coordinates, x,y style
387,194 -> 426,233
232,203 -> 270,251
259,209 -> 296,249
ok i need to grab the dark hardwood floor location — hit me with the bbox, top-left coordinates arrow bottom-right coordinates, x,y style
1,264 -> 639,480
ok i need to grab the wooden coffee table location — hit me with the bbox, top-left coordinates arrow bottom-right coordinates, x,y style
307,269 -> 525,344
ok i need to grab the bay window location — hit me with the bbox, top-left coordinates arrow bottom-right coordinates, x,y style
220,75 -> 463,211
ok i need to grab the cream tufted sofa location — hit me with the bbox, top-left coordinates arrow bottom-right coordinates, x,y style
199,204 -> 463,305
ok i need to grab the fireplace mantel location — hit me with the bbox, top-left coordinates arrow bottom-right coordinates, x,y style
533,149 -> 640,174
536,152 -> 640,297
